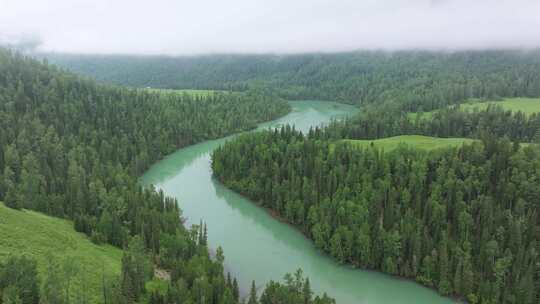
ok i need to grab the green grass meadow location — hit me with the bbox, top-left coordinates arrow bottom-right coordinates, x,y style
408,97 -> 540,121
144,88 -> 221,97
342,135 -> 475,152
0,202 -> 122,303
459,97 -> 540,115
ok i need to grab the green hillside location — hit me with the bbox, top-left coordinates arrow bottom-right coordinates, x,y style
409,97 -> 540,120
343,135 -> 475,152
0,202 -> 122,303
43,51 -> 540,106
460,97 -> 540,115
145,88 -> 221,97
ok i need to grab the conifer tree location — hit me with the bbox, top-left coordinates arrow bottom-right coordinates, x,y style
248,281 -> 258,304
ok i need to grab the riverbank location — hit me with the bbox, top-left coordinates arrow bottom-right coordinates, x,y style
141,100 -> 455,304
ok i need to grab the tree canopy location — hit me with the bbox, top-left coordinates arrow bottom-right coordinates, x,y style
45,50 -> 540,109
0,48 -> 332,303
213,114 -> 540,303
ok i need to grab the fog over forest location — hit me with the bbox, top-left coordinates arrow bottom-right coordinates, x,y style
1,0 -> 540,55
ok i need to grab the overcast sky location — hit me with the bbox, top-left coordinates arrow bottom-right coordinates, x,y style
1,0 -> 539,55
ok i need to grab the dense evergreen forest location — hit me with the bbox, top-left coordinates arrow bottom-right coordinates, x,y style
0,48 -> 336,303
213,127 -> 540,304
325,102 -> 540,143
43,51 -> 540,111
3,47 -> 540,303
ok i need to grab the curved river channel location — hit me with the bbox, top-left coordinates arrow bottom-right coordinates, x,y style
141,100 -> 456,304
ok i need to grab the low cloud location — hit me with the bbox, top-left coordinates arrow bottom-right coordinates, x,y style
0,0 -> 539,55
0,32 -> 42,52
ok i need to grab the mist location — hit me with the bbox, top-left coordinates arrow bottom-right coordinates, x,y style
1,0 -> 540,55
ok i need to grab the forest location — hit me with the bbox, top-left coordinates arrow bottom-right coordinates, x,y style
213,126 -> 540,304
2,46 -> 540,303
325,102 -> 540,143
0,48 -> 335,304
2,0 -> 540,302
43,51 -> 540,110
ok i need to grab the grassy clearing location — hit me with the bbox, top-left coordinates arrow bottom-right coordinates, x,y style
342,135 -> 475,152
407,111 -> 434,121
459,97 -> 540,115
408,97 -> 540,120
0,202 -> 122,303
144,88 -> 221,97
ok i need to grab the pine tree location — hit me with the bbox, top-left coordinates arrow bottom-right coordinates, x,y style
198,220 -> 204,245
41,257 -> 66,304
202,223 -> 208,246
3,166 -> 19,210
232,278 -> 239,301
303,278 -> 313,304
219,289 -> 235,304
453,258 -> 463,295
120,237 -> 152,303
226,272 -> 232,290
248,281 -> 258,304
438,237 -> 451,295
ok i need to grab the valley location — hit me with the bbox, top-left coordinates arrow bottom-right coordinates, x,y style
141,101 -> 457,304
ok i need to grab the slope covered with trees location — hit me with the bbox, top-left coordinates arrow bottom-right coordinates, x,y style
0,47 -> 289,242
324,100 -> 540,144
0,48 -> 336,303
44,51 -> 540,111
8,47 -> 539,303
213,126 -> 540,304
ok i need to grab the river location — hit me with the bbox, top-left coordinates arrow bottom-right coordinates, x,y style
140,100 -> 456,304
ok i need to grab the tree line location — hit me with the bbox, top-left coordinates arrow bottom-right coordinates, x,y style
1,236 -> 334,304
324,102 -> 540,143
0,48 -> 334,303
0,47 -> 289,245
1,254 -> 98,304
212,125 -> 540,304
44,50 -> 540,110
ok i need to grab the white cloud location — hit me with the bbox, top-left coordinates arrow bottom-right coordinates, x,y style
0,0 -> 539,54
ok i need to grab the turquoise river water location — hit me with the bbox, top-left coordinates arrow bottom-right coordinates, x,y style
141,100 -> 456,304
